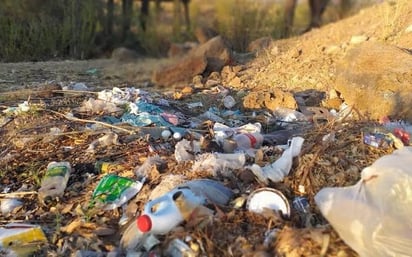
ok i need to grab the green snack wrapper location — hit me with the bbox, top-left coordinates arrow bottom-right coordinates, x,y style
91,174 -> 144,210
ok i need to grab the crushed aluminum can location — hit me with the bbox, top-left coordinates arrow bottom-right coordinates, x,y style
292,196 -> 310,214
363,132 -> 392,148
165,239 -> 197,257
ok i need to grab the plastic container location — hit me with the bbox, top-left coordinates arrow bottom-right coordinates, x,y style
136,179 -> 233,235
121,179 -> 233,250
246,187 -> 291,218
136,187 -> 203,235
38,161 -> 71,199
233,132 -> 264,151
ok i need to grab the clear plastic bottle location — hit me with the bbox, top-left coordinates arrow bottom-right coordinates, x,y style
38,161 -> 71,199
233,132 -> 264,150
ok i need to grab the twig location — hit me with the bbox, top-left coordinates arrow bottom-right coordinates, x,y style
52,90 -> 98,95
48,110 -> 136,135
0,191 -> 38,197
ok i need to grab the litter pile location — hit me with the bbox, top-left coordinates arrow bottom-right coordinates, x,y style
0,83 -> 411,257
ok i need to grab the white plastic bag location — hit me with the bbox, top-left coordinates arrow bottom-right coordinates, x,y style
315,147 -> 412,257
248,137 -> 304,184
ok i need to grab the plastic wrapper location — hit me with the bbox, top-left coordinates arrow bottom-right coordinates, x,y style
174,139 -> 201,163
78,98 -> 122,114
192,152 -> 245,177
86,132 -> 119,152
315,147 -> 412,257
135,155 -> 165,177
0,223 -> 47,250
91,174 -> 144,210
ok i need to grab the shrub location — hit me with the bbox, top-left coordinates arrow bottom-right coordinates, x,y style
214,0 -> 283,52
0,0 -> 99,62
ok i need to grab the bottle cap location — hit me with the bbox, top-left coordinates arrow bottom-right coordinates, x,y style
137,214 -> 152,232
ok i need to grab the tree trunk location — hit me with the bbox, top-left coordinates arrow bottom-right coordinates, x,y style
140,0 -> 149,31
122,0 -> 133,42
172,0 -> 182,36
106,0 -> 114,36
182,0 -> 190,31
282,0 -> 297,37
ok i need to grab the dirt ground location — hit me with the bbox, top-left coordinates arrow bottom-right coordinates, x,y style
0,1 -> 411,256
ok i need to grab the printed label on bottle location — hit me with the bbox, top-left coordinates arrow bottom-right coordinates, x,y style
244,134 -> 257,148
45,166 -> 69,178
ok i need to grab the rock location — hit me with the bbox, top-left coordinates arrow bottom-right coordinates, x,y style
192,75 -> 204,88
270,45 -> 280,56
335,42 -> 412,121
322,97 -> 343,110
190,36 -> 233,72
247,36 -> 272,53
405,24 -> 412,33
205,79 -> 220,88
349,35 -> 369,45
221,65 -> 237,81
152,36 -> 231,86
111,47 -> 139,63
324,45 -> 341,55
168,42 -> 198,58
152,55 -> 207,87
243,88 -> 297,111
229,76 -> 243,88
194,26 -> 219,44
208,71 -> 221,81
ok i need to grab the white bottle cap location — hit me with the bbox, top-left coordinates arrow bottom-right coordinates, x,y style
173,132 -> 182,141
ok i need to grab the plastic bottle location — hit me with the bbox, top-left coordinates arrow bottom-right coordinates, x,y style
233,132 -> 264,151
38,161 -> 71,199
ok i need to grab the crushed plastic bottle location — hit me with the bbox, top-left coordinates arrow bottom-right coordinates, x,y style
233,132 -> 264,151
192,152 -> 246,177
38,161 -> 71,200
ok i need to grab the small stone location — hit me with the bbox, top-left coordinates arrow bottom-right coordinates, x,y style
208,71 -> 221,81
181,86 -> 193,94
271,45 -> 280,56
229,76 -> 242,88
350,35 -> 369,45
324,45 -> 340,55
205,79 -> 220,88
405,24 -> 412,33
